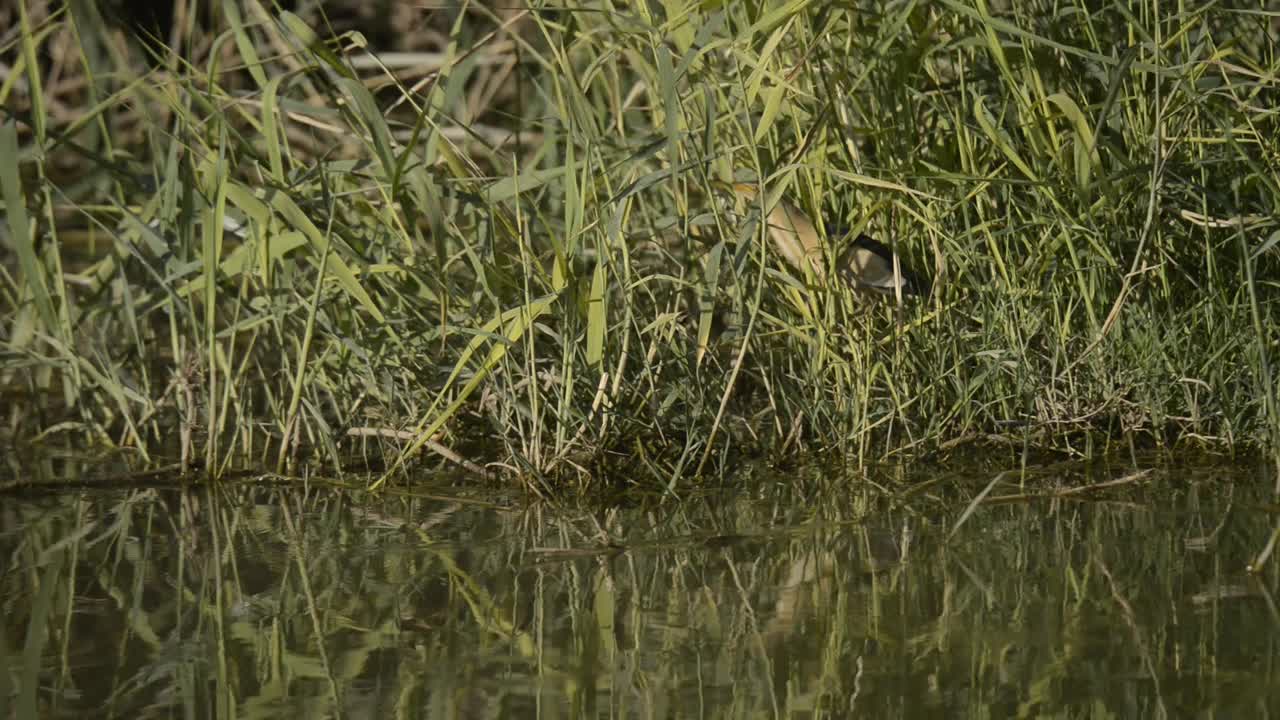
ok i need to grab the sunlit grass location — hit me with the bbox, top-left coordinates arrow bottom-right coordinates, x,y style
1,1 -> 1277,487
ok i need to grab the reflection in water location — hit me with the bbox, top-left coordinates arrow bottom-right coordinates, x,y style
2,462 -> 1278,718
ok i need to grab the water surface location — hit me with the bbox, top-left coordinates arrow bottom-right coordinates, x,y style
2,460 -> 1277,718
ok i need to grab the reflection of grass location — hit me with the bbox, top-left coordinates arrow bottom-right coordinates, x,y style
1,1 -> 1278,485
3,465 -> 1275,717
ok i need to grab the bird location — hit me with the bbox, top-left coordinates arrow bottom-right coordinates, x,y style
730,183 -> 926,298
834,232 -> 929,298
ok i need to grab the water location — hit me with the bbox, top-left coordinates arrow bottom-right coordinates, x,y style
2,460 -> 1278,718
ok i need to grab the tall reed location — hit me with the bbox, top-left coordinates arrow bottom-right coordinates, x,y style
1,1 -> 1276,487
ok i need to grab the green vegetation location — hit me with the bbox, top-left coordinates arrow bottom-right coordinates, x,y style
1,1 -> 1277,487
